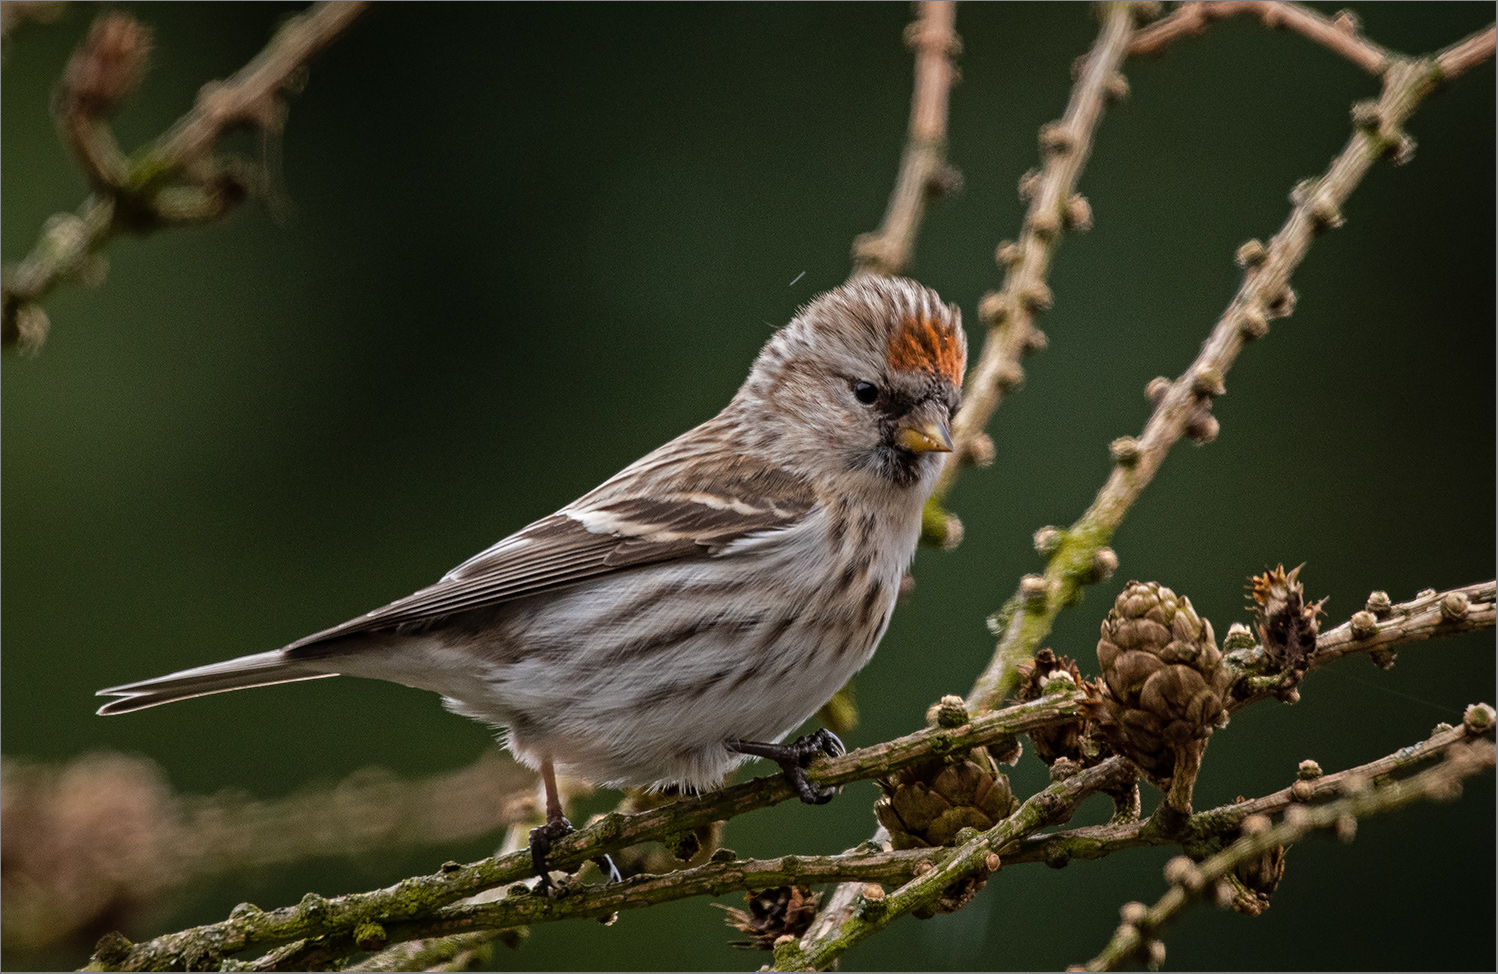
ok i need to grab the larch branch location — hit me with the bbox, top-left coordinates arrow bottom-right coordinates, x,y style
930,2 -> 1137,511
1129,1 -> 1392,75
1434,23 -> 1497,81
783,757 -> 1141,971
851,0 -> 962,278
1002,715 -> 1495,869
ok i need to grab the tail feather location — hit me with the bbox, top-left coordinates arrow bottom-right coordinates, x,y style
96,650 -> 339,715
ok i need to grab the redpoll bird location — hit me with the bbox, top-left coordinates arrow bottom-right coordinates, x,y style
97,275 -> 966,880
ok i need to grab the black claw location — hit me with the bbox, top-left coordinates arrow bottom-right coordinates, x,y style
727,730 -> 844,805
529,816 -> 574,890
801,728 -> 846,760
529,817 -> 623,889
786,764 -> 837,805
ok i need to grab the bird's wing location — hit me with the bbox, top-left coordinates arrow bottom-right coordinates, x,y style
285,451 -> 816,655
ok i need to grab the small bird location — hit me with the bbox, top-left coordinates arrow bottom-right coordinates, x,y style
97,275 -> 966,881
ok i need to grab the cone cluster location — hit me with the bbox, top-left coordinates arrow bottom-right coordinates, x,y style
1231,841 -> 1287,916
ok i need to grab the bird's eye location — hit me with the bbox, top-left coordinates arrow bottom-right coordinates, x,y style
852,381 -> 879,405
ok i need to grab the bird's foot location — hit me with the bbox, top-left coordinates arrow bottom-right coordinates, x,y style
728,729 -> 845,805
528,817 -> 621,890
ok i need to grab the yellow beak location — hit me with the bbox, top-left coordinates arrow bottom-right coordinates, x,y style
894,417 -> 954,454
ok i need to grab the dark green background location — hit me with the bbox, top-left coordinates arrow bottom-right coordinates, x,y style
3,4 -> 1493,970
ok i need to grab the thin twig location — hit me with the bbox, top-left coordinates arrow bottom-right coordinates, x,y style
1,1 -> 369,351
1314,581 -> 1496,665
930,1 -> 1136,513
1129,1 -> 1393,75
53,13 -> 146,192
1002,716 -> 1492,868
1078,737 -> 1495,971
157,1 -> 367,169
797,825 -> 894,947
345,931 -> 513,972
851,0 -> 962,277
1434,23 -> 1498,80
965,33 -> 1475,713
1233,581 -> 1497,705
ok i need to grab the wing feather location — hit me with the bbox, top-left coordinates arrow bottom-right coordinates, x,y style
285,450 -> 816,656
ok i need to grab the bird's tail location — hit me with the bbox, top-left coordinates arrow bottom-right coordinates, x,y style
95,650 -> 338,715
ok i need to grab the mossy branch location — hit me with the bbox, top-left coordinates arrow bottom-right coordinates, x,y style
83,691 -> 1085,971
82,685 -> 1495,970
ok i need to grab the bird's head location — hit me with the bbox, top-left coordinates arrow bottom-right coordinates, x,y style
734,276 -> 966,495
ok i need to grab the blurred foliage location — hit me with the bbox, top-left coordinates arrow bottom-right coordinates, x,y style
2,3 -> 1492,970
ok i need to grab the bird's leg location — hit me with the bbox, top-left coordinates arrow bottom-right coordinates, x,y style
727,728 -> 845,805
527,757 -> 620,889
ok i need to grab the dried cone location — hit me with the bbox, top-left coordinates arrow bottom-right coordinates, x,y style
1231,841 -> 1287,917
1094,581 -> 1231,812
876,750 -> 1017,850
1015,648 -> 1093,766
876,749 -> 1017,917
718,886 -> 819,950
1250,564 -> 1326,678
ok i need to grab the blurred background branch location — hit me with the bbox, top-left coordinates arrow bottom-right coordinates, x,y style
1,748 -> 536,954
0,1 -> 366,352
851,0 -> 963,278
1129,0 -> 1393,71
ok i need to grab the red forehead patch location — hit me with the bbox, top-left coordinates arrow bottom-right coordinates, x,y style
886,315 -> 965,387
